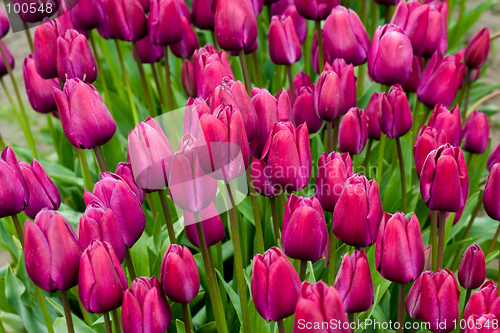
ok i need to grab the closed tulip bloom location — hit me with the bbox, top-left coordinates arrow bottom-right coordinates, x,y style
0,42 -> 14,78
14,0 -> 57,23
315,70 -> 344,121
292,281 -> 350,333
132,35 -> 164,64
247,0 -> 264,16
271,0 -> 307,44
293,86 -> 323,134
463,110 -> 489,154
487,144 -> 500,171
402,56 -> 424,93
463,280 -> 500,321
368,24 -> 413,86
420,144 -> 469,212
0,146 -> 29,219
484,163 -> 500,221
249,88 -> 279,158
414,125 -> 440,179
213,0 -> 258,51
97,14 -> 116,39
79,204 -> 126,263
54,79 -> 116,149
79,240 -> 128,313
251,247 -> 301,321
458,244 -> 486,290
170,16 -> 200,59
275,89 -> 295,124
294,0 -> 338,20
379,84 -> 413,139
122,276 -> 172,333
24,209 -> 82,292
376,212 -> 425,284
315,152 -> 353,212
192,0 -> 215,30
365,92 -> 382,140
417,52 -> 465,108
338,107 -> 368,155
405,270 -> 431,319
193,45 -> 234,99
105,0 -> 147,42
57,29 -> 97,84
19,160 -> 61,220
291,71 -> 314,93
0,7 -> 9,38
33,19 -> 61,79
184,98 -> 211,138
181,60 -> 197,97
330,58 -> 357,115
421,269 -> 460,333
282,195 -> 328,261
69,0 -> 105,30
334,249 -> 374,313
323,6 -> 371,66
160,244 -> 200,304
115,162 -> 146,204
427,104 -> 462,147
421,0 -> 448,57
84,173 -> 146,247
465,28 -> 489,69
464,314 -> 500,333
269,15 -> 302,65
251,158 -> 277,198
23,54 -> 59,113
183,203 -> 225,247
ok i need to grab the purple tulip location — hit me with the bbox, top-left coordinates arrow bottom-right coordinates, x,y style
462,110 -> 489,154
271,0 -> 307,44
368,24 -> 413,86
247,0 -> 264,16
57,29 -> 97,84
0,41 -> 14,78
249,88 -> 279,158
160,244 -> 200,304
487,144 -> 500,171
122,276 -> 172,333
484,163 -> 500,221
104,0 -> 147,42
402,56 -> 424,93
14,0 -> 58,23
192,0 -> 215,30
170,16 -> 200,59
293,86 -> 323,134
269,15 -> 302,65
458,244 -> 486,290
0,146 -> 29,219
463,280 -> 500,321
376,212 -> 425,284
0,7 -> 9,38
427,104 -> 462,147
251,158 -> 277,198
379,84 -> 413,139
275,89 -> 295,124
420,144 -> 469,213
184,98 -> 211,137
293,0 -> 338,21
291,71 -> 314,93
332,174 -> 383,247
315,152 -> 353,212
25,209 -> 82,292
365,92 -> 382,140
79,240 -> 128,313
184,203 -> 225,247
251,247 -> 301,321
464,314 -> 500,333
23,54 -> 59,113
338,107 -> 368,155
69,0 -> 105,30
54,79 -> 116,149
414,125 -> 440,179
97,14 -> 116,40
193,45 -> 234,99
115,162 -> 146,204
181,60 -> 197,97
132,35 -> 164,64
405,270 -> 430,320
33,18 -> 70,79
330,58 -> 357,115
465,28 -> 490,69
323,6 -> 370,66
315,70 -> 344,121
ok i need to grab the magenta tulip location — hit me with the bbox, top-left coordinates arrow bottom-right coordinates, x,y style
458,244 -> 486,290
338,107 -> 368,155
183,203 -> 225,247
462,110 -> 489,154
23,54 -> 59,113
379,84 -> 413,139
465,28 -> 490,69
213,0 -> 258,51
57,29 -> 97,84
269,15 -> 302,65
0,146 -> 29,219
193,45 -> 234,99
104,0 -> 147,42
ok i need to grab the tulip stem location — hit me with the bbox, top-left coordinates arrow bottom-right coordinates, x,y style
112,309 -> 122,333
147,193 -> 158,221
182,303 -> 192,333
114,40 -> 139,125
35,286 -> 55,333
384,5 -> 392,23
89,32 -> 114,117
60,290 -> 75,333
0,78 -> 27,150
363,138 -> 373,176
333,118 -> 340,152
162,47 -> 174,111
486,223 -> 500,256
151,63 -> 165,107
238,50 -> 252,95
225,183 -> 251,333
251,53 -> 263,88
360,0 -> 368,26
467,90 -> 500,119
412,99 -> 422,145
328,224 -> 338,285
326,121 -> 333,152
357,64 -> 366,97
299,260 -> 307,281
376,134 -> 386,185
46,114 -> 62,163
348,313 -> 354,323
76,149 -> 93,191
278,191 -> 287,223
286,65 -> 294,101
124,247 -> 137,281
103,312 -> 112,333
302,25 -> 311,77
246,169 -> 265,253
93,146 -> 108,173
277,319 -> 285,333
315,20 -> 325,73
270,196 -> 281,246
159,189 -> 177,244
463,289 -> 472,313
11,215 -> 24,247
491,31 -> 500,40
72,286 -> 91,326
437,211 -> 446,269
23,23 -> 34,51
395,138 -> 407,212
398,284 -> 405,333
216,241 -> 224,278
417,106 -> 431,131
0,131 -> 5,150
430,211 -> 438,272
132,42 -> 155,117
211,30 -> 219,49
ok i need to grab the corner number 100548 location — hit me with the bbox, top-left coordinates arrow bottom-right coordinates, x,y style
6,1 -> 53,14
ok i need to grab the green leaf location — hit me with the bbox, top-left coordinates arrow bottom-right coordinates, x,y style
215,270 -> 242,325
237,197 -> 255,225
195,322 -> 217,333
486,251 -> 499,265
248,300 -> 271,333
47,298 -> 97,333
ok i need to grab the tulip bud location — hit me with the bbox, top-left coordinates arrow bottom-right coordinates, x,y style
0,146 -> 29,219
249,88 -> 279,158
115,162 -> 146,204
193,45 -> 234,99
323,6 -> 370,66
376,212 -> 425,284
23,54 -> 59,114
57,29 -> 97,84
487,144 -> 500,171
275,89 -> 294,124
0,7 -> 9,38
463,280 -> 500,321
463,110 -> 489,154
315,152 -> 353,212
426,104 -> 462,147
271,0 -> 307,44
33,20 -> 60,79
0,42 -> 14,78
69,0 -> 105,30
368,24 -> 413,86
251,247 -> 301,321
192,0 -> 215,30
379,84 -> 413,139
402,56 -> 424,93
414,126 -> 440,179
269,15 -> 302,65
294,0 -> 338,21
338,107 -> 368,155
132,35 -> 164,64
54,79 -> 116,149
251,158 -> 277,198
405,270 -> 431,320
213,0 -> 258,51
483,163 -> 500,221
293,281 -> 350,333
293,86 -> 323,134
105,0 -> 147,42
170,16 -> 200,59
97,15 -> 115,40
84,173 -> 146,247
184,98 -> 211,138
330,58 -> 357,115
79,204 -> 126,262
19,160 -> 61,220
458,244 -> 486,290
291,71 -> 314,93
160,244 -> 200,304
365,92 -> 382,140
315,70 -> 344,121
25,209 -> 82,292
79,240 -> 128,313
122,276 -> 172,333
332,174 -> 383,247
184,204 -> 225,247
465,28 -> 490,69
181,60 -> 197,97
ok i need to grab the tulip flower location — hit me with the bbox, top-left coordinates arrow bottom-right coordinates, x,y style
249,88 -> 279,158
421,269 -> 460,333
227,39 -> 259,56
484,163 -> 500,221
376,212 -> 425,284
54,79 -> 116,150
330,58 -> 357,115
251,158 -> 277,198
69,0 -> 105,30
363,93 -> 382,141
294,0 -> 338,21
24,209 -> 82,292
322,6 -> 371,66
458,244 -> 486,290
14,0 -> 58,23
260,122 -> 311,192
269,15 -> 302,65
275,89 -> 295,124
251,247 -> 301,321
213,0 -> 258,51
463,280 -> 500,321
332,174 -> 383,247
0,146 -> 29,219
368,24 -> 413,86
315,152 -> 353,212
379,84 -> 413,139
402,56 -> 424,93
122,276 -> 172,333
420,144 -> 469,212
33,19 -> 63,79
19,160 -> 61,220
487,144 -> 500,171
181,60 -> 197,97
293,86 -> 323,134
184,98 -> 211,137
417,52 -> 465,108
334,249 -> 374,313
462,110 -> 489,155
57,29 -> 97,84
170,16 -> 200,59
104,0 -> 148,42
84,173 -> 146,247
184,204 -> 225,247
0,41 -> 14,78
291,71 -> 314,94
79,240 -> 128,313
97,15 -> 115,40
315,70 -> 343,121
414,125 -> 440,179
132,36 -> 164,64
292,281 -> 350,333
0,7 -> 9,38
79,204 -> 126,263
464,314 -> 499,333
192,0 -> 215,30
23,54 -> 59,114
271,0 -> 307,44
405,270 -> 431,320
193,45 -> 234,99
114,162 -> 146,204
465,28 -> 490,69
282,195 -> 328,261
427,104 -> 462,147
338,107 -> 368,155
160,244 -> 200,304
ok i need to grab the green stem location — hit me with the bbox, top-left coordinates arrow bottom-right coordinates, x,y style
278,191 -> 287,223
238,50 -> 252,95
327,121 -> 333,152
211,30 -> 218,49
315,20 -> 324,73
398,284 -> 405,333
0,79 -> 25,139
147,193 -> 158,222
60,290 -> 75,333
0,316 -> 5,333
23,23 -> 34,51
11,215 -> 24,247
93,146 -> 108,173
463,289 -> 472,314
151,63 -> 165,107
356,64 -> 365,97
157,61 -> 167,103
286,64 -> 294,101
417,106 -> 431,132
277,319 -> 285,333
384,5 -> 391,23
112,309 -> 122,333
332,118 -> 340,152
437,211 -> 446,269
369,0 -> 378,37
452,0 -> 467,46
114,40 -> 139,125
163,47 -> 174,111
72,287 -> 91,326
328,217 -> 338,285
35,286 -> 55,333
103,312 -> 112,333
376,134 -> 386,185
299,259 -> 307,281
487,223 -> 500,256
251,52 -> 263,95
216,241 -> 224,278
89,32 -> 114,117
302,23 -> 310,76
348,313 -> 354,323
363,138 -> 373,175
0,131 -> 5,150
132,42 -> 155,117
125,247 -> 137,280
412,98 -> 422,144
158,189 -> 177,244
463,75 -> 472,120
396,138 -> 407,212
431,211 -> 438,272
360,0 -> 368,25
77,149 -> 93,191
46,114 -> 62,163
245,169 -> 264,253
270,196 -> 280,246
182,303 -> 191,333
459,69 -> 470,122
